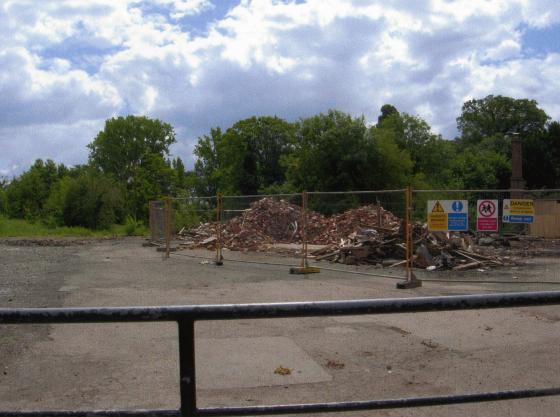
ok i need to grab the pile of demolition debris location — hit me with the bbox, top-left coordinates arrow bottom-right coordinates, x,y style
176,197 -> 518,270
178,198 -> 306,251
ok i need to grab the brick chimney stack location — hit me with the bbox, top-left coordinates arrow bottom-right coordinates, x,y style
510,132 -> 525,198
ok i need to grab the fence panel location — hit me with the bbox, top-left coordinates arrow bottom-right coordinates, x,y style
305,190 -> 407,268
161,188 -> 559,284
220,193 -> 303,253
172,196 -> 217,235
149,200 -> 167,243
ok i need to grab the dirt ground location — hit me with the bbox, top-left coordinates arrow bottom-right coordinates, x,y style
1,237 -> 560,416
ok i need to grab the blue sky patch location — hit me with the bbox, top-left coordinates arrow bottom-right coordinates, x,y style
521,23 -> 560,56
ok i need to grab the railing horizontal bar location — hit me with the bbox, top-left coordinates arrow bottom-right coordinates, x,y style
0,409 -> 178,417
4,387 -> 559,417
2,291 -> 560,324
198,387 -> 560,416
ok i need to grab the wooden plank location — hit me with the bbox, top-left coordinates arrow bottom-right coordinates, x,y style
452,261 -> 481,271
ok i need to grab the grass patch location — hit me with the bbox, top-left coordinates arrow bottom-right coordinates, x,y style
0,216 -> 149,238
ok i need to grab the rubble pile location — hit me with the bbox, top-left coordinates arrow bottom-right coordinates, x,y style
414,231 -> 514,271
222,198 -> 311,250
176,197 -> 516,270
178,197 -> 324,251
309,205 -> 401,245
310,227 -> 405,266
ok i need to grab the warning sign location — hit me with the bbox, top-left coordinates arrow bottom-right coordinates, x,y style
432,201 -> 445,213
503,199 -> 534,223
477,199 -> 498,232
427,200 -> 468,231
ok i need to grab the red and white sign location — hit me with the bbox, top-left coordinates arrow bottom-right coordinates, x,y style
477,199 -> 498,232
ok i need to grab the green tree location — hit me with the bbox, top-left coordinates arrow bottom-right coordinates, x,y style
0,177 -> 7,215
221,117 -> 293,194
172,157 -> 187,192
377,104 -> 399,126
451,148 -> 511,189
193,127 -> 223,196
5,159 -> 63,220
193,117 -> 294,195
367,126 -> 414,189
524,121 -> 560,188
88,116 -> 176,218
378,112 -> 457,187
456,95 -> 556,188
62,170 -> 125,229
457,95 -> 549,144
284,110 -> 402,192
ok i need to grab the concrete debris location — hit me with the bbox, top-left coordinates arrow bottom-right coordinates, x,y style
176,197 -> 524,270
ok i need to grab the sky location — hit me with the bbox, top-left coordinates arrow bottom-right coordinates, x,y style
1,0 -> 559,177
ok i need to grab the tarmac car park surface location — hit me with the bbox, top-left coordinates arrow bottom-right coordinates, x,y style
1,237 -> 560,416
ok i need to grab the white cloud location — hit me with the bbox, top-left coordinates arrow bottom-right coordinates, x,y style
0,120 -> 105,176
1,0 -> 559,177
152,0 -> 214,19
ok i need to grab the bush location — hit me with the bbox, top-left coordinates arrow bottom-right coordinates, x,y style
173,204 -> 202,233
63,173 -> 125,230
124,215 -> 141,236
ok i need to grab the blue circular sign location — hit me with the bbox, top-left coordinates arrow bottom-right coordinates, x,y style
452,201 -> 463,212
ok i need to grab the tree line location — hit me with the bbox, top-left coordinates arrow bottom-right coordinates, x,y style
193,95 -> 560,194
0,95 -> 559,230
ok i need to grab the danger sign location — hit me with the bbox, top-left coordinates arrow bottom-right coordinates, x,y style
503,199 -> 534,223
477,200 -> 498,232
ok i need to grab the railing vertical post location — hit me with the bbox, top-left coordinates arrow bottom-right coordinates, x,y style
397,186 -> 421,289
178,319 -> 197,417
215,193 -> 223,266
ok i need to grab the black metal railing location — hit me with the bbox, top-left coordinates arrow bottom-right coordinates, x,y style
2,291 -> 560,416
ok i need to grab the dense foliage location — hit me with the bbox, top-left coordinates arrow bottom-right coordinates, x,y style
1,95 -> 559,230
191,95 -> 559,195
1,116 -> 185,230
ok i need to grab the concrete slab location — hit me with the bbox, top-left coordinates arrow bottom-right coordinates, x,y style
196,336 -> 331,389
333,309 -> 560,350
57,285 -> 78,292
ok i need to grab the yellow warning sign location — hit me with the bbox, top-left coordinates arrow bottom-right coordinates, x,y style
507,199 -> 534,215
428,213 -> 447,231
431,200 -> 445,213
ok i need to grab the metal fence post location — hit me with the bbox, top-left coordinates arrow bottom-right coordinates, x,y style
165,197 -> 172,259
215,193 -> 223,266
397,186 -> 422,289
302,190 -> 308,268
290,191 -> 320,274
178,320 -> 197,417
149,201 -> 155,242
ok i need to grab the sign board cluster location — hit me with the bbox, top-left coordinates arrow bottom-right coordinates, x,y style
427,199 -> 535,232
427,200 -> 468,231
